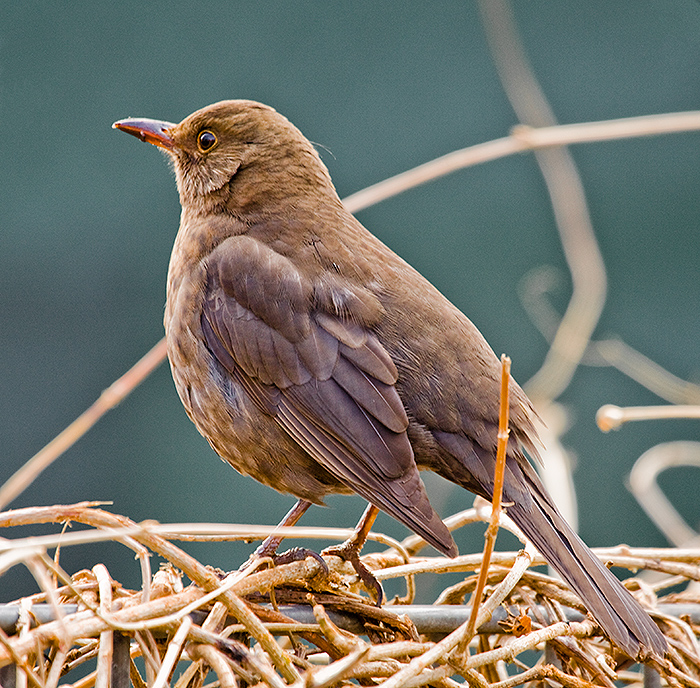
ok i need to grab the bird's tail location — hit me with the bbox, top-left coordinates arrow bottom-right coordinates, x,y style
431,431 -> 665,659
503,459 -> 666,660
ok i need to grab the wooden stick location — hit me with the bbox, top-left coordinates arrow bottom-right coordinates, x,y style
461,355 -> 512,648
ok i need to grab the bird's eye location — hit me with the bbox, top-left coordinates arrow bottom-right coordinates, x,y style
197,130 -> 217,152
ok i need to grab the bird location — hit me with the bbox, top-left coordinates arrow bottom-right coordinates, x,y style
113,99 -> 665,659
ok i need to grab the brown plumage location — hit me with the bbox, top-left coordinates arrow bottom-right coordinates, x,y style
114,100 -> 665,659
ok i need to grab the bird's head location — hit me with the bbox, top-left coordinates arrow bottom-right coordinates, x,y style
114,100 -> 336,217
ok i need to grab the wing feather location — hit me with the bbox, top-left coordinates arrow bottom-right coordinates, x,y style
201,234 -> 456,555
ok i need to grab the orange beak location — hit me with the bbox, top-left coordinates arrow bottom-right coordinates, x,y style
112,117 -> 176,150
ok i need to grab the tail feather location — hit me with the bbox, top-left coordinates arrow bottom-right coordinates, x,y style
430,431 -> 666,659
505,460 -> 666,659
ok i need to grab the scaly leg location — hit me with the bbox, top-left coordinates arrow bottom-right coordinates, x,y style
241,499 -> 326,570
322,504 -> 383,604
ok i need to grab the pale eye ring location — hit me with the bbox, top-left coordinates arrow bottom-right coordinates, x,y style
197,130 -> 217,152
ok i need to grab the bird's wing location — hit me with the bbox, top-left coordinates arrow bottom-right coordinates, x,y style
201,235 -> 455,554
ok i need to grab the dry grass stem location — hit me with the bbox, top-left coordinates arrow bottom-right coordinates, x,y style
152,616 -> 193,688
0,501 -> 698,686
462,356 -> 512,646
94,564 -> 114,688
188,644 -> 237,688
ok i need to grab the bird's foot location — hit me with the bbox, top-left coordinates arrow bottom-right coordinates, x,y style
270,546 -> 329,571
322,542 -> 384,606
239,545 -> 329,577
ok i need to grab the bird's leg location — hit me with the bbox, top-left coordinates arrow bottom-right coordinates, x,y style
253,498 -> 312,558
241,499 -> 327,571
322,504 -> 384,605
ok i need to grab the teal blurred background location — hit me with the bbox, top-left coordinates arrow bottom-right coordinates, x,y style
2,2 -> 699,599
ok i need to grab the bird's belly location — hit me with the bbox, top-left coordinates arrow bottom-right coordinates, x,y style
165,314 -> 348,503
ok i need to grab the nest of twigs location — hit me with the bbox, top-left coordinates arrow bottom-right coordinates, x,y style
1,501 -> 700,688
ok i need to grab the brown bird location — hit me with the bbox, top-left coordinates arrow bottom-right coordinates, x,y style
114,100 -> 665,659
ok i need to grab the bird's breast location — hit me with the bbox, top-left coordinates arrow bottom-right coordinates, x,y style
164,240 -> 347,501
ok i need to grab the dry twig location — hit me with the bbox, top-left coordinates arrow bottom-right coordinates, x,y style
461,355 -> 512,648
0,501 -> 697,687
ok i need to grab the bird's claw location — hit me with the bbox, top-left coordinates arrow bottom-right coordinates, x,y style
271,546 -> 329,574
322,543 -> 384,606
239,546 -> 330,579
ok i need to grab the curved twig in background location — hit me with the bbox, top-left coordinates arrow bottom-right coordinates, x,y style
477,0 -> 607,406
594,340 -> 700,405
598,404 -> 700,432
342,111 -> 700,215
518,274 -> 700,405
627,441 -> 700,547
477,0 -> 596,528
